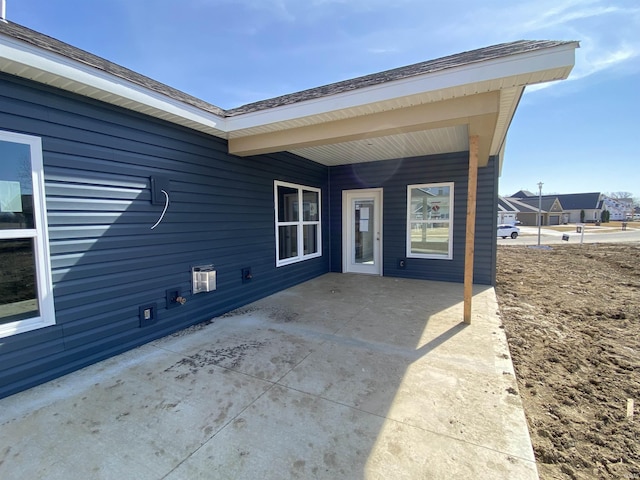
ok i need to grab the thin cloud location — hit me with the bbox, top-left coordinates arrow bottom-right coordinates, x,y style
367,47 -> 399,54
583,44 -> 639,74
503,0 -> 640,96
527,41 -> 639,94
517,4 -> 621,32
193,0 -> 295,23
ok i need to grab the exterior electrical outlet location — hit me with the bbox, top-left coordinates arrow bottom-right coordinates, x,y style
192,264 -> 216,294
242,267 -> 252,284
139,304 -> 157,327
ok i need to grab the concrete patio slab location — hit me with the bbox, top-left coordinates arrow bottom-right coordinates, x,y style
0,273 -> 538,479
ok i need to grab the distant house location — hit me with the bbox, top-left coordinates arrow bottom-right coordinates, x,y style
602,196 -> 634,221
509,191 -> 603,224
555,193 -> 603,223
0,19 -> 578,398
500,195 -> 564,226
497,197 -> 520,224
511,190 -> 535,198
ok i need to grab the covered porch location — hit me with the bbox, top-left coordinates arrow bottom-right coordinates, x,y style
0,274 -> 537,479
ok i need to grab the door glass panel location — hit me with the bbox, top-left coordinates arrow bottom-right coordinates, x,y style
0,140 -> 35,230
278,225 -> 298,259
354,199 -> 374,265
0,238 -> 39,324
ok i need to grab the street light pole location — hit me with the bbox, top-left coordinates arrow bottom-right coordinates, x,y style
537,182 -> 543,246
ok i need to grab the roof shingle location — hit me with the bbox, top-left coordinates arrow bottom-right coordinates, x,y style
225,40 -> 575,116
0,21 -> 226,117
0,20 -> 576,118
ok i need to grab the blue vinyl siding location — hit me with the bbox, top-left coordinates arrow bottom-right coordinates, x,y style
0,73 -> 329,398
0,71 -> 500,399
329,153 -> 498,285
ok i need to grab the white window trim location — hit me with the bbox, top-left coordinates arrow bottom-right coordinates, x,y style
274,180 -> 322,267
0,131 -> 55,338
406,182 -> 454,260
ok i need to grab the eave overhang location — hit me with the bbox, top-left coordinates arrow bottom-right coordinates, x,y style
0,24 -> 578,169
227,42 -> 577,168
0,30 -> 227,137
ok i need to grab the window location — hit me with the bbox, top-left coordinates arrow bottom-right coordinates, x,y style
274,181 -> 321,266
0,131 -> 55,338
406,182 -> 454,259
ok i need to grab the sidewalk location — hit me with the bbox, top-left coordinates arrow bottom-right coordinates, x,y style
506,226 -> 640,245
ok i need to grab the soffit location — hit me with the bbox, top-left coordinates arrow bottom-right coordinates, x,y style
228,91 -> 501,166
289,125 -> 469,166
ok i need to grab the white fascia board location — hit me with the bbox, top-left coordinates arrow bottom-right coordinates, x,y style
226,43 -> 577,132
0,35 -> 226,132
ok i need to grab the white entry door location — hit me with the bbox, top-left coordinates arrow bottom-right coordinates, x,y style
342,189 -> 383,275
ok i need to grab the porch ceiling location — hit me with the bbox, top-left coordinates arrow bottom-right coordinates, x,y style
228,91 -> 502,167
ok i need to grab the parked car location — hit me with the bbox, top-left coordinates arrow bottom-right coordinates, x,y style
497,224 -> 520,239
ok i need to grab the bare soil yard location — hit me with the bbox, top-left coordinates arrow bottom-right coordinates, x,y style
496,243 -> 639,480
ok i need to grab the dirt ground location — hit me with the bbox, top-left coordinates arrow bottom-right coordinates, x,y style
496,243 -> 639,480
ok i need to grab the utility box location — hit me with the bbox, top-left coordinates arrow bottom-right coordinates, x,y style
192,264 -> 216,294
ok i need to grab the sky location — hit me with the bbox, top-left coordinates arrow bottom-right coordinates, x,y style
6,0 -> 640,199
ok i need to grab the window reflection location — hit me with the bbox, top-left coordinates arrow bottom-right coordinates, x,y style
277,185 -> 298,223
0,140 -> 35,230
409,222 -> 450,255
409,186 -> 450,221
303,224 -> 317,255
302,190 -> 319,221
278,225 -> 298,259
407,183 -> 454,259
0,238 -> 39,324
275,181 -> 322,266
